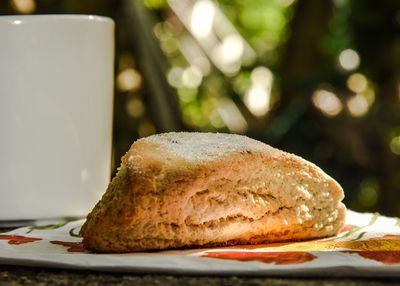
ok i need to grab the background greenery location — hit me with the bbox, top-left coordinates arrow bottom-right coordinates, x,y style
2,0 -> 400,216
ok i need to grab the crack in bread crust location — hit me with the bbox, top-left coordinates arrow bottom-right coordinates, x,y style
183,206 -> 291,227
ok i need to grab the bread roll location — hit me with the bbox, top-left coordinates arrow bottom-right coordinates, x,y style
80,132 -> 346,252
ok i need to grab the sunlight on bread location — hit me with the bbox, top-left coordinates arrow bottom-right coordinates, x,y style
80,132 -> 346,253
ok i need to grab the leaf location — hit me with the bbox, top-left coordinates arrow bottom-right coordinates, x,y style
26,217 -> 77,233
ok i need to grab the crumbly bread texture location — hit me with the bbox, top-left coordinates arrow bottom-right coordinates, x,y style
80,132 -> 346,253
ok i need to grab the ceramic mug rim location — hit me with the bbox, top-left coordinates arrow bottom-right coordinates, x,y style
0,14 -> 113,25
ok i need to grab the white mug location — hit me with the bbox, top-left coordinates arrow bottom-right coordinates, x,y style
0,15 -> 114,220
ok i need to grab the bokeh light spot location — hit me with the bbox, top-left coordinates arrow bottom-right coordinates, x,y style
167,67 -> 184,88
347,73 -> 367,93
212,34 -> 244,74
182,66 -> 203,88
138,120 -> 156,138
117,68 -> 142,92
177,87 -> 197,103
244,86 -> 270,117
11,0 -> 36,14
220,34 -> 244,64
217,98 -> 248,133
209,109 -> 225,129
126,98 -> 145,118
312,89 -> 343,117
192,56 -> 211,75
347,94 -> 369,117
390,136 -> 400,155
243,66 -> 273,117
339,49 -> 360,71
160,37 -> 179,55
190,0 -> 215,39
358,179 -> 379,208
251,66 -> 273,87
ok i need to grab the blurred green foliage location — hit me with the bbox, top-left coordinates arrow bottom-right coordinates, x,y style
1,0 -> 400,216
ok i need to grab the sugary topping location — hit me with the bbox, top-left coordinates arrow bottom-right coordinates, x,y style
138,132 -> 274,162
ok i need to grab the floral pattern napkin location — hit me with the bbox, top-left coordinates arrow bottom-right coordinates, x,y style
1,210 -> 400,276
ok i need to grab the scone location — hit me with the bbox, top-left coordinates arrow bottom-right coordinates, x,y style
80,132 -> 346,253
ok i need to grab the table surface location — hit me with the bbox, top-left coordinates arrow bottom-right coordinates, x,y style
1,265 -> 400,286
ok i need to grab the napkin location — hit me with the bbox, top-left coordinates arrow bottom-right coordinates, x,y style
1,210 -> 399,277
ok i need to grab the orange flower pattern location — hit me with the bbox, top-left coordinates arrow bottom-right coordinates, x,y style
202,251 -> 317,265
0,234 -> 42,245
50,241 -> 85,253
344,251 -> 400,265
199,214 -> 400,266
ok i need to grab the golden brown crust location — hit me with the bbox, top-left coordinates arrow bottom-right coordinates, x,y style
80,132 -> 346,253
